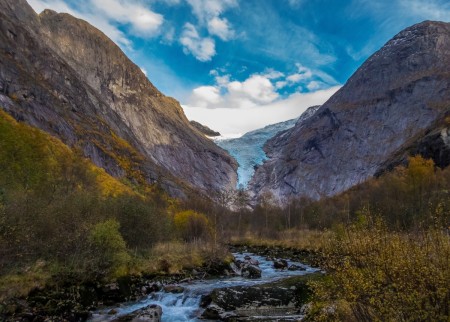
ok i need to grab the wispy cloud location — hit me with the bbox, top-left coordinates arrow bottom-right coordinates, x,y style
207,16 -> 235,40
90,0 -> 163,37
181,0 -> 238,60
180,23 -> 216,61
399,0 -> 450,21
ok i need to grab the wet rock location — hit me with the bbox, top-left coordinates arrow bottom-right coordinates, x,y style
131,304 -> 162,322
245,258 -> 260,266
288,264 -> 306,271
273,259 -> 288,269
148,283 -> 161,293
200,294 -> 212,308
203,273 -> 323,320
201,304 -> 225,320
163,285 -> 184,294
241,264 -> 262,279
109,309 -> 118,315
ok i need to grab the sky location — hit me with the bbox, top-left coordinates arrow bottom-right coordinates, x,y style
28,0 -> 450,137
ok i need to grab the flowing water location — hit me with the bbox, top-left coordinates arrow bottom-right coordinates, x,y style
90,252 -> 319,321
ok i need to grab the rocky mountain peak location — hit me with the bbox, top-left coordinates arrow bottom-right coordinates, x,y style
0,0 -> 237,197
250,20 -> 450,203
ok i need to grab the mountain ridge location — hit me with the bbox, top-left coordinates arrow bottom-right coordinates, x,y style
0,0 -> 237,197
250,20 -> 450,202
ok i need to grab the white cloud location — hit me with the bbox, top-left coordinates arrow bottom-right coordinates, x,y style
187,0 -> 238,22
90,0 -> 163,36
306,80 -> 325,91
187,73 -> 280,109
399,0 -> 450,21
275,81 -> 288,89
183,86 -> 341,137
186,0 -> 237,42
180,23 -> 216,61
227,75 -> 279,107
207,16 -> 234,40
190,86 -> 223,107
262,69 -> 285,79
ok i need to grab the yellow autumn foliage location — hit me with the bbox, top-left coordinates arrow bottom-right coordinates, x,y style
173,210 -> 212,241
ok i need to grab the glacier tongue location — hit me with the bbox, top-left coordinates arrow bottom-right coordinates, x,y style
215,119 -> 297,188
215,106 -> 321,188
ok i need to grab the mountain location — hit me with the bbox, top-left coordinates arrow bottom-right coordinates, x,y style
0,0 -> 237,197
216,106 -> 319,188
250,21 -> 450,202
190,121 -> 221,137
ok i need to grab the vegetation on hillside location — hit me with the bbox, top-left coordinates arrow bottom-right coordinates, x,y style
0,110 -> 217,301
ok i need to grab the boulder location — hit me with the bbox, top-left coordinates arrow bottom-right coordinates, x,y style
273,259 -> 288,269
163,285 -> 184,293
241,265 -> 262,279
131,304 -> 163,322
203,273 -> 323,320
288,264 -> 306,271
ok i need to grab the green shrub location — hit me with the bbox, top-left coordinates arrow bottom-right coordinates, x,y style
88,219 -> 130,277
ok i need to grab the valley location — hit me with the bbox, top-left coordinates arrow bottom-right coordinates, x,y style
0,0 -> 449,321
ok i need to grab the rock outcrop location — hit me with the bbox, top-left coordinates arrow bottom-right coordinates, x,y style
201,274 -> 322,320
189,120 -> 221,137
250,21 -> 450,202
0,0 -> 237,197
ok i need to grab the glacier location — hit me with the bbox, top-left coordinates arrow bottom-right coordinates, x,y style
215,106 -> 320,188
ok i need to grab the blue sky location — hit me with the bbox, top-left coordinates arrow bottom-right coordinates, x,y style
29,0 -> 450,136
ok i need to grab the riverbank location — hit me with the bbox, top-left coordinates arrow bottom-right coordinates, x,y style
0,243 -> 323,321
0,242 -> 233,321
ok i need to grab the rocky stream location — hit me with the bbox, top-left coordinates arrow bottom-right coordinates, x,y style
90,250 -> 322,322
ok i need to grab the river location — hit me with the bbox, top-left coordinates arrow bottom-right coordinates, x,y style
90,252 -> 319,321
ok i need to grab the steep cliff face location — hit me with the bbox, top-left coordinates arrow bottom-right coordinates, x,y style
250,21 -> 450,202
0,0 -> 237,196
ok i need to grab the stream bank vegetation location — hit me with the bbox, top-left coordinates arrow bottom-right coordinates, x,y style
201,155 -> 449,321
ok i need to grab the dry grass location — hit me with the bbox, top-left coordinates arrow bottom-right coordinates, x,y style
0,260 -> 51,301
230,229 -> 333,251
131,241 -> 231,275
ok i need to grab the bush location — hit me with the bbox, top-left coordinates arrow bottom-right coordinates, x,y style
173,210 -> 211,242
307,216 -> 450,321
88,219 -> 130,277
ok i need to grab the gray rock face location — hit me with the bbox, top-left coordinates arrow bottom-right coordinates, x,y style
250,21 -> 450,203
0,0 -> 237,197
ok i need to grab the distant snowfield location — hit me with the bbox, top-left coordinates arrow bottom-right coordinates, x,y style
215,119 -> 297,188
